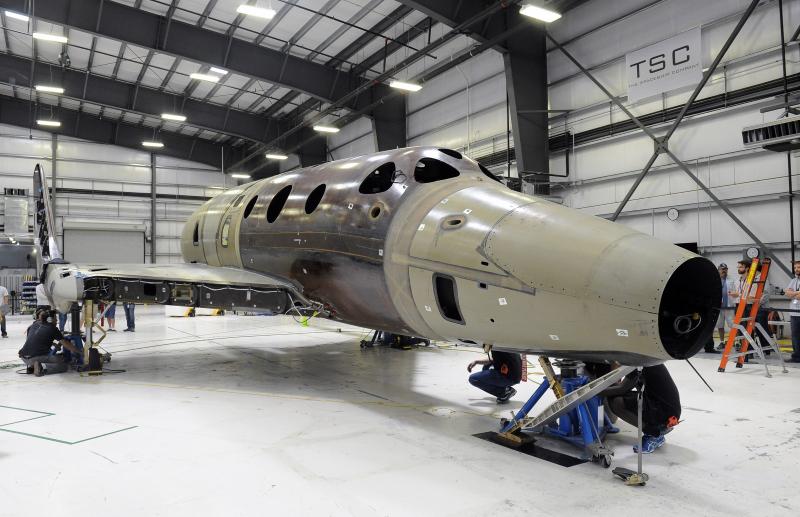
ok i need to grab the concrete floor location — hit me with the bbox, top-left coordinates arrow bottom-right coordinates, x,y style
0,307 -> 798,517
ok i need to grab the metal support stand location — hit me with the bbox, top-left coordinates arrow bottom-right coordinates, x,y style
65,302 -> 84,365
81,299 -> 111,375
612,368 -> 649,486
495,362 -> 634,467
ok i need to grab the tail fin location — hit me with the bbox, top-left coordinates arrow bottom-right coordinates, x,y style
33,164 -> 62,264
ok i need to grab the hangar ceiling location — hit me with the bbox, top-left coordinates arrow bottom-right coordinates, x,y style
0,0 -> 583,170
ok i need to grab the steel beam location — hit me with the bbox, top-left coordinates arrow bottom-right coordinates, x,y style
150,152 -> 156,264
3,0 -> 388,110
0,52 -> 282,144
0,95 -> 230,168
545,4 -> 789,276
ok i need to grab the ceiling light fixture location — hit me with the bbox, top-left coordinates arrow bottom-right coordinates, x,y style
4,11 -> 29,22
189,72 -> 220,83
265,153 -> 288,160
32,32 -> 68,43
313,125 -> 339,133
36,120 -> 61,127
389,80 -> 422,92
161,113 -> 187,122
231,173 -> 251,179
236,4 -> 277,19
519,4 -> 561,23
142,141 -> 164,148
209,67 -> 228,75
34,84 -> 64,94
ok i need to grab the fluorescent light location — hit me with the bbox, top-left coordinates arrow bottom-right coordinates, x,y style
519,4 -> 561,22
265,153 -> 288,160
161,113 -> 187,122
236,4 -> 277,19
209,67 -> 228,75
32,32 -> 68,43
34,84 -> 64,94
313,125 -> 339,133
189,72 -> 220,83
142,141 -> 164,148
4,11 -> 29,22
389,80 -> 422,92
36,120 -> 61,127
231,173 -> 251,179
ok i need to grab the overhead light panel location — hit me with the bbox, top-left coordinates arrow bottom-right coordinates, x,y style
389,80 -> 422,92
32,32 -> 68,43
265,153 -> 288,160
142,141 -> 164,148
161,113 -> 187,122
236,4 -> 277,19
36,120 -> 61,127
189,72 -> 220,83
34,85 -> 64,94
519,4 -> 561,22
231,173 -> 251,179
313,125 -> 339,133
4,11 -> 30,22
209,67 -> 228,75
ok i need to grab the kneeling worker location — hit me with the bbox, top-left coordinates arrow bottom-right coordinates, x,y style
18,309 -> 82,376
601,364 -> 681,453
467,347 -> 523,403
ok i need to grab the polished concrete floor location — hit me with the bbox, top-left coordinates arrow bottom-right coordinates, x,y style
0,308 -> 798,516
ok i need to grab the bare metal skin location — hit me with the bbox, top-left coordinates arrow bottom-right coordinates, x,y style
175,146 -> 719,365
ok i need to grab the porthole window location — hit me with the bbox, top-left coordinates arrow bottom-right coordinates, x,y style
414,158 -> 460,183
359,162 -> 396,194
438,148 -> 462,160
192,222 -> 199,246
369,205 -> 381,219
478,162 -> 502,183
267,185 -> 292,223
243,196 -> 258,219
305,184 -> 326,214
221,218 -> 231,248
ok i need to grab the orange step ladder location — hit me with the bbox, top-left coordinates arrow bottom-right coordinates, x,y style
718,258 -> 786,376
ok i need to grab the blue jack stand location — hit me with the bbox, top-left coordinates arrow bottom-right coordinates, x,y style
64,302 -> 84,366
496,360 -> 635,468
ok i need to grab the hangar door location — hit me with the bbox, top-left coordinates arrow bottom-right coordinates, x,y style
63,229 -> 145,264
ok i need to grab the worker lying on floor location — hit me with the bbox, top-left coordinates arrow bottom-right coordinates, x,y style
18,309 -> 82,377
467,347 -> 523,404
600,364 -> 681,454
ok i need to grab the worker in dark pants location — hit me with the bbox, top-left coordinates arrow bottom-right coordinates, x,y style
123,302 -> 135,332
783,260 -> 800,363
18,309 -> 82,376
601,364 -> 681,453
467,348 -> 523,404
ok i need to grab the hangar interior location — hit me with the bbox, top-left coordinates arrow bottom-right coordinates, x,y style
0,0 -> 799,515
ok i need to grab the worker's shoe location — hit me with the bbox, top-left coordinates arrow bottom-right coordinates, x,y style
633,434 -> 665,454
25,365 -> 34,374
496,387 -> 516,404
1,333 -> 7,338
33,361 -> 44,377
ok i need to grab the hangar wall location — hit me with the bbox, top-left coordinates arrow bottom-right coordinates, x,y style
330,0 -> 800,287
0,123 -> 225,264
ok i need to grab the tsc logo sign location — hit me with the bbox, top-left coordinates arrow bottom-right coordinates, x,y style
625,28 -> 702,103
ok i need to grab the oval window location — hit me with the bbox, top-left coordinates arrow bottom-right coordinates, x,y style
359,162 -> 396,194
267,185 -> 292,223
305,184 -> 326,214
243,196 -> 258,219
220,218 -> 230,248
438,148 -> 462,160
414,158 -> 460,183
192,221 -> 199,246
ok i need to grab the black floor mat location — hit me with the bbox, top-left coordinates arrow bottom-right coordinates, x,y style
473,432 -> 588,467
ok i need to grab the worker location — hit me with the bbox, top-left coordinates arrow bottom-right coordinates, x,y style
707,263 -> 735,353
754,264 -> 774,350
18,309 -> 82,376
0,282 -> 9,338
467,347 -> 523,403
104,301 -> 117,331
35,282 -> 50,315
123,302 -> 135,332
601,364 -> 681,453
783,260 -> 800,363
